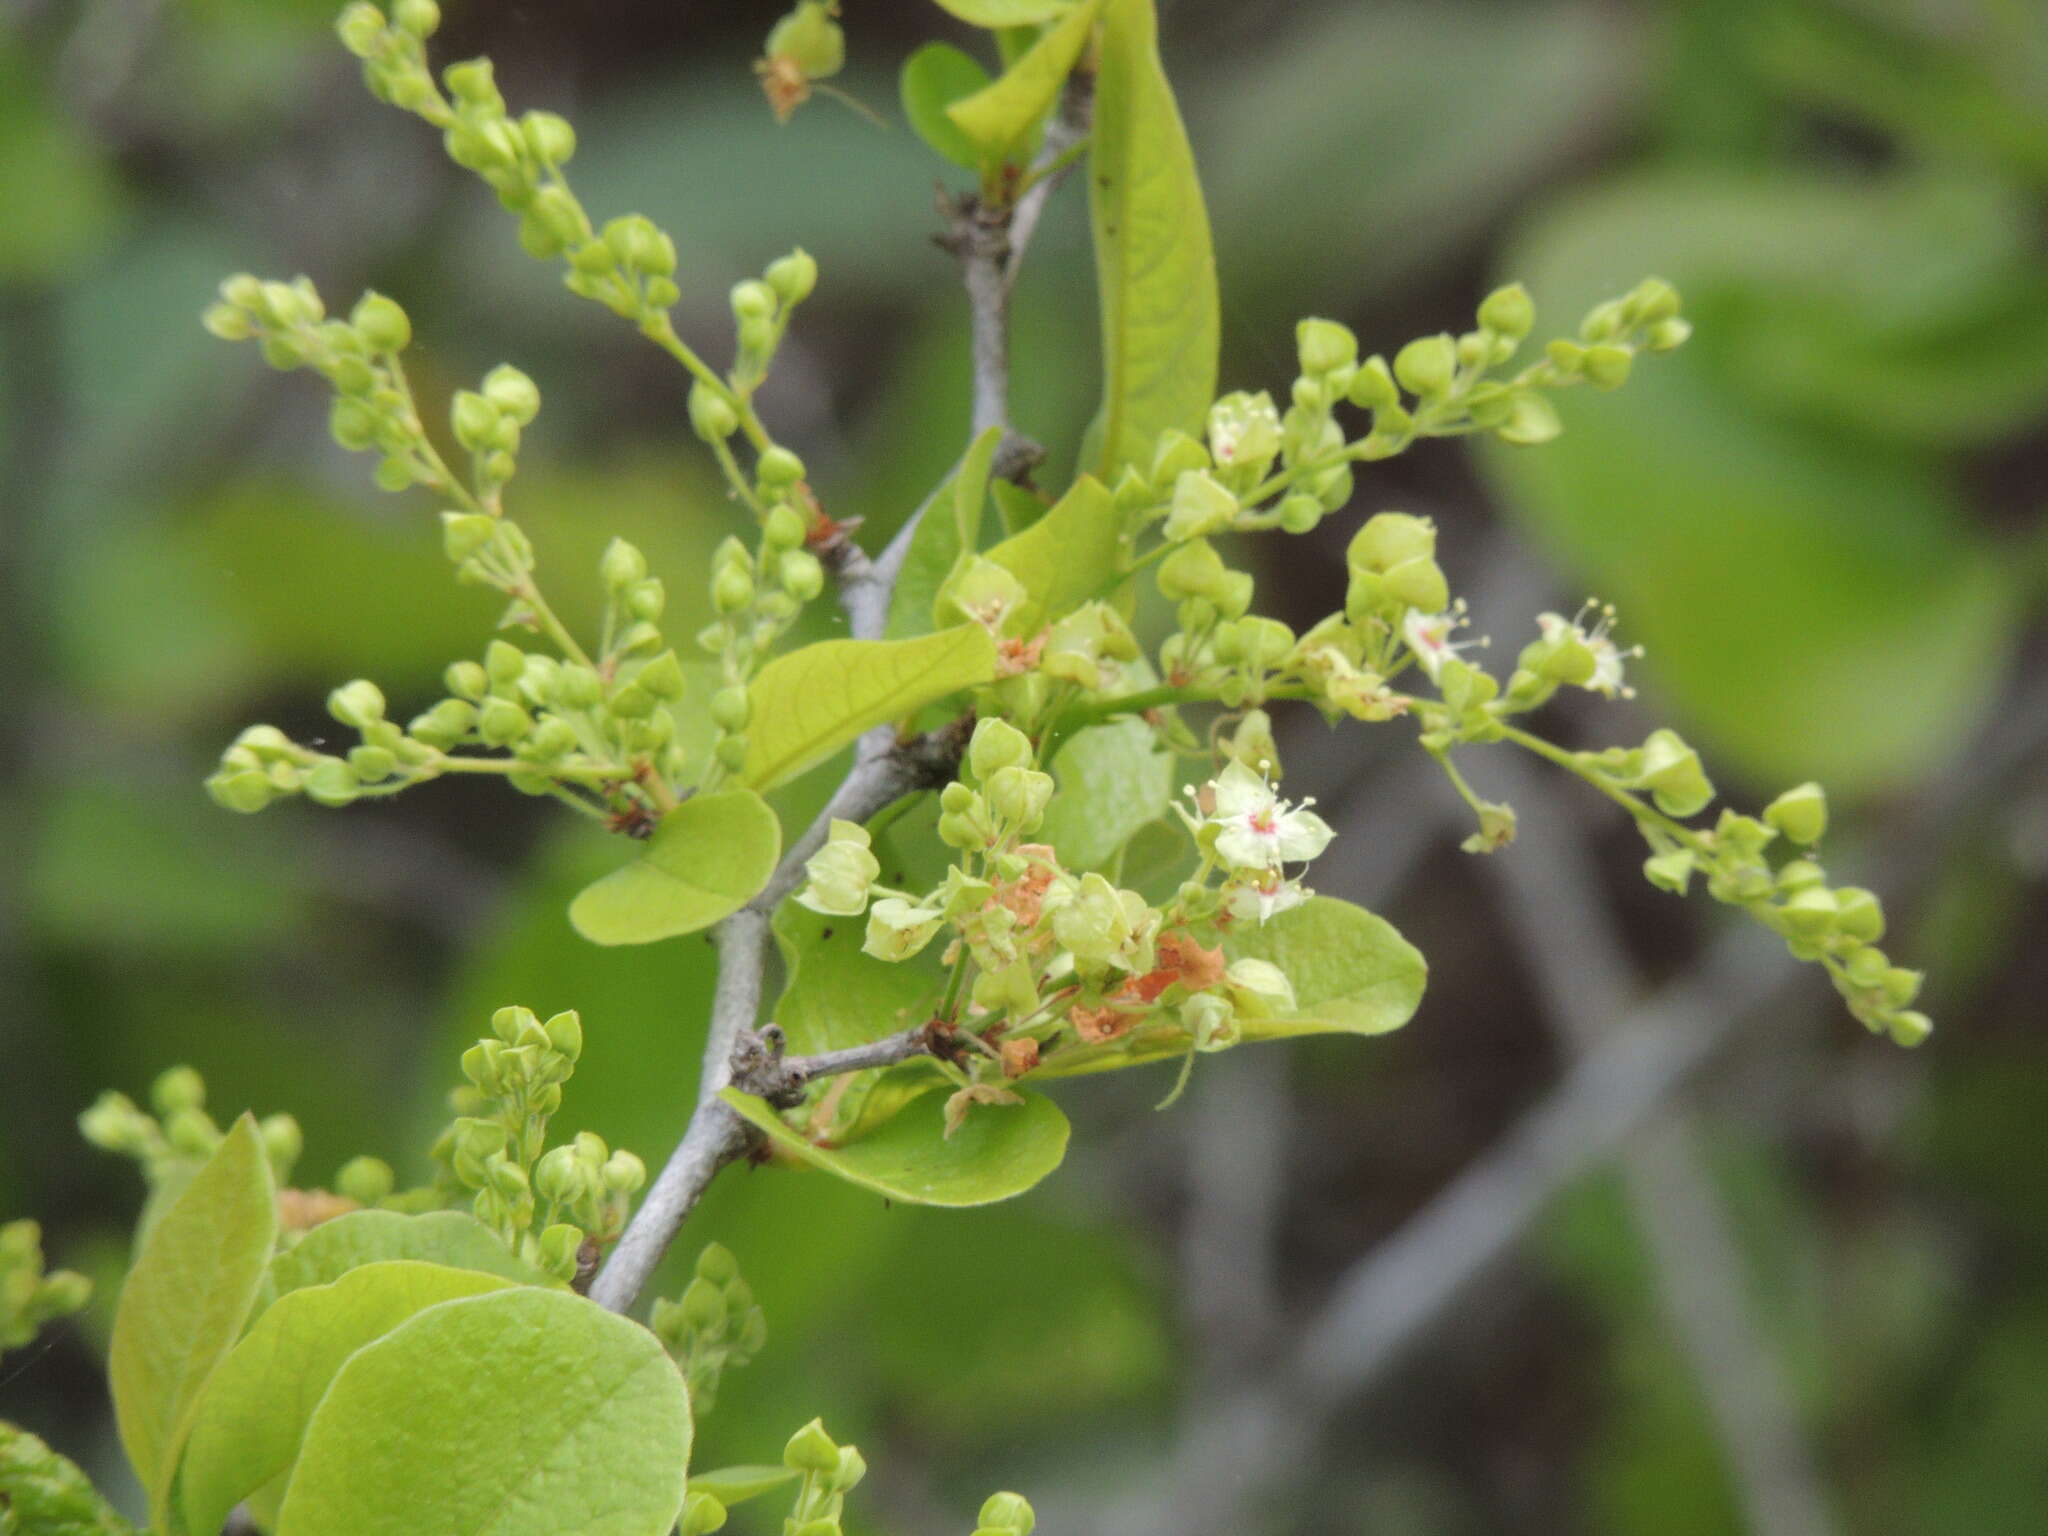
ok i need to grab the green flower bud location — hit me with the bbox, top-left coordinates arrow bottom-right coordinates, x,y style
1833,887 -> 1884,944
327,396 -> 381,452
32,1270 -> 92,1320
1215,569 -> 1255,620
1778,886 -> 1837,938
512,109 -> 574,169
326,679 -> 386,730
978,1493 -> 1036,1534
484,639 -> 526,689
729,279 -> 776,323
1343,355 -> 1397,412
622,577 -> 665,623
335,1155 -> 395,1206
712,563 -> 755,615
1296,317 -> 1358,376
830,1445 -> 867,1492
1496,390 -> 1561,446
349,291 -> 411,353
695,1241 -> 740,1286
1157,538 -> 1230,603
779,548 -> 824,601
1147,434 -> 1212,498
1393,334 -> 1456,396
1477,282 -> 1534,340
443,56 -> 500,105
533,1144 -> 585,1205
478,697 -> 532,745
680,1491 -> 728,1536
259,1113 -> 304,1176
1644,317 -> 1692,352
794,820 -> 879,916
766,247 -> 818,304
1164,469 -> 1238,542
679,1275 -> 725,1333
337,2 -> 387,56
608,682 -> 655,719
79,1092 -> 152,1153
436,664 -> 485,706
482,363 -> 540,424
1634,729 -> 1713,818
756,446 -> 805,490
985,765 -> 1053,830
152,1065 -> 206,1116
1582,344 -> 1633,390
347,744 -> 397,782
1348,510 -> 1436,572
1382,556 -> 1449,614
451,390 -> 498,452
1881,966 -> 1923,1008
305,757 -> 361,806
391,0 -> 439,33
603,1149 -> 646,1193
537,1223 -> 582,1281
1887,1010 -> 1933,1047
1643,848 -> 1695,894
1277,492 -> 1323,534
207,769 -> 276,813
783,1419 -> 841,1474
201,302 -> 253,341
1764,782 -> 1827,846
436,512 -> 493,565
1628,277 -> 1681,324
969,718 -> 1034,780
594,537 -> 648,591
164,1106 -> 220,1157
484,1153 -> 529,1201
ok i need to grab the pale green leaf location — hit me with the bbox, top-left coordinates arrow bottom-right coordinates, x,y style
1035,717 -> 1175,870
946,0 -> 1103,164
684,1464 -> 801,1506
721,1084 -> 1070,1205
741,627 -> 997,790
887,427 -> 1003,640
1225,896 -> 1428,1037
982,473 -> 1124,633
268,1209 -> 548,1297
108,1114 -> 276,1529
0,1421 -> 134,1536
569,788 -> 781,946
1089,0 -> 1219,476
275,1289 -> 690,1536
180,1261 -> 515,1536
901,43 -> 994,171
929,0 -> 1073,25
991,477 -> 1047,536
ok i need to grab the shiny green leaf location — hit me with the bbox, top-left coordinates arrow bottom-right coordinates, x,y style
946,0 -> 1102,164
268,1209 -> 548,1297
1035,718 -> 1175,870
722,1083 -> 1070,1205
1225,896 -> 1428,1037
741,627 -> 997,790
180,1262 -> 516,1536
569,788 -> 781,946
275,1288 -> 690,1536
901,43 -> 994,171
982,473 -> 1124,633
109,1114 -> 276,1529
1088,0 -> 1219,475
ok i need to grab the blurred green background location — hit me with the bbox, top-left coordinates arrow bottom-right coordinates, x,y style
3,1 -> 2046,1532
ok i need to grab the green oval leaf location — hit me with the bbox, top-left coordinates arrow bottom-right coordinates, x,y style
929,0 -> 1073,25
684,1464 -> 801,1506
1089,0 -> 1219,476
108,1114 -> 276,1529
721,1084 -> 1070,1205
901,43 -> 995,171
180,1261 -> 516,1536
268,1209 -> 549,1298
887,427 -> 1003,640
1035,717 -> 1174,870
275,1288 -> 690,1536
0,1421 -> 135,1536
741,627 -> 997,791
570,787 -> 782,946
946,0 -> 1103,164
1224,896 -> 1428,1038
980,473 -> 1124,633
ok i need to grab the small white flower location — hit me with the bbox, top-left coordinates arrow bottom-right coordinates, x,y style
1537,600 -> 1642,699
1401,602 -> 1485,682
1201,760 -> 1334,873
1225,874 -> 1311,925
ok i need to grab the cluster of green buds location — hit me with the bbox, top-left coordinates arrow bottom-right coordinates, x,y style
433,1007 -> 646,1273
209,537 -> 691,830
649,1242 -> 766,1414
0,1221 -> 91,1356
697,488 -> 825,779
774,1418 -> 867,1536
80,1067 -> 302,1193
